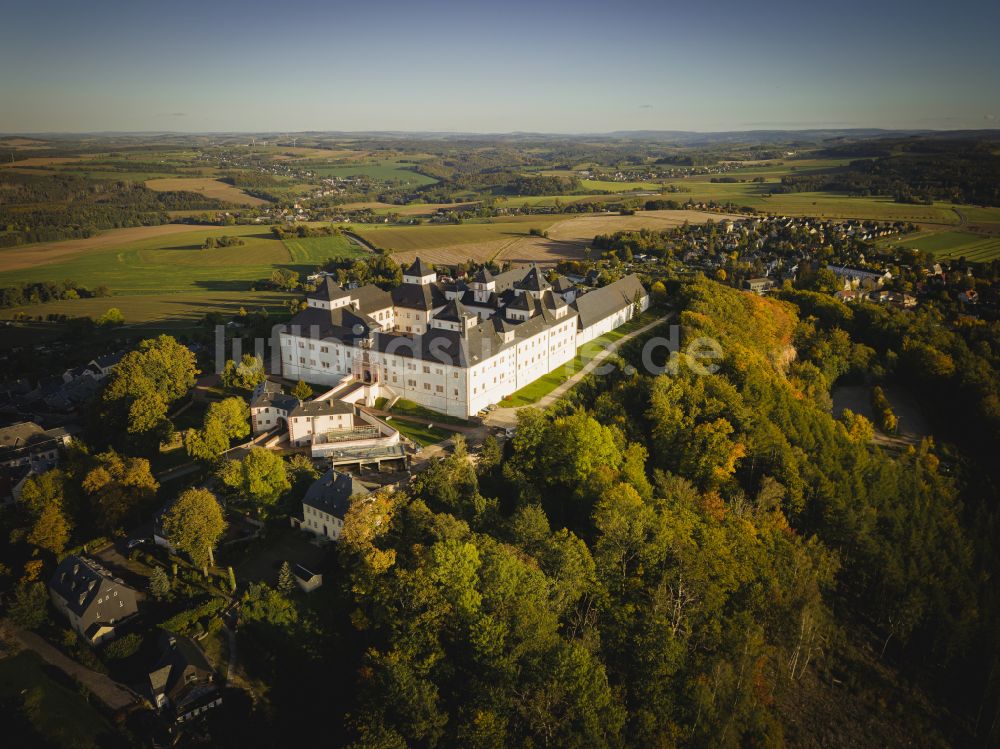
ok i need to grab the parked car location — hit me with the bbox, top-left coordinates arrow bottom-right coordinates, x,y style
126,538 -> 148,550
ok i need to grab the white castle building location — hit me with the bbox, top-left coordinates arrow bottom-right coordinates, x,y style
277,258 -> 649,419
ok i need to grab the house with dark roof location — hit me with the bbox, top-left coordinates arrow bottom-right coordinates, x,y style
49,556 -> 139,644
295,468 -> 369,541
0,421 -> 71,476
148,631 -> 222,723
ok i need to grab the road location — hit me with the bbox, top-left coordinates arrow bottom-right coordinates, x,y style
7,624 -> 139,711
485,311 -> 674,428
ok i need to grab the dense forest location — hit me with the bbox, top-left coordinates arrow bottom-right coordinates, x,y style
776,140 -> 1000,205
0,173 -> 229,246
225,277 -> 999,748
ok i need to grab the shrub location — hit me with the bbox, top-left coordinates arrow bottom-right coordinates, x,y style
103,632 -> 142,660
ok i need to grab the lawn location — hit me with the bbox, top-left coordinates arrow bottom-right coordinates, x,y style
312,160 -> 438,186
388,398 -> 470,426
0,651 -> 115,749
390,418 -> 453,447
282,234 -> 367,269
502,309 -> 664,407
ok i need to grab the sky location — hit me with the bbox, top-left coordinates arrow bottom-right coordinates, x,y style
1,0 -> 998,134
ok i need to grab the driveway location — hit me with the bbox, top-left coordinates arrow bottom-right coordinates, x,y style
485,312 -> 673,428
6,624 -> 139,711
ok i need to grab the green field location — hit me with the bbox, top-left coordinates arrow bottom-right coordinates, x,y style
312,160 -> 438,186
282,234 -> 367,268
0,225 -> 289,293
1,289 -> 293,326
0,651 -> 115,749
580,178 -> 662,192
891,230 -> 1000,262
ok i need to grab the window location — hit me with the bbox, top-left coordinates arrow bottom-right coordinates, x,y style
436,385 -> 443,393
422,365 -> 430,374
424,383 -> 431,390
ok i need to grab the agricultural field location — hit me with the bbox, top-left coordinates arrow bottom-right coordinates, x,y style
579,178 -> 662,192
311,160 -> 438,186
145,177 -> 270,206
0,224 -> 211,272
498,209 -> 741,265
353,217 -> 562,265
0,289 -> 293,329
338,200 -> 480,216
890,230 -> 1000,262
0,225 -> 289,292
282,233 -> 368,269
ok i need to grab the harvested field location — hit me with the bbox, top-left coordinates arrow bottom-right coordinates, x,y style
144,177 -> 270,206
339,201 -> 480,216
0,155 -> 99,168
354,218 -> 561,266
499,210 -> 741,265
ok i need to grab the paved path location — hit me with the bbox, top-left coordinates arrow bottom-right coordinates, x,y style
8,625 -> 138,711
486,312 -> 674,428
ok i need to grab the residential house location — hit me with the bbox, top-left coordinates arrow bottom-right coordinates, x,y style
49,556 -> 139,644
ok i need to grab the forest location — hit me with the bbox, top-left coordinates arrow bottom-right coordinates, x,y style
775,140 -> 1000,206
0,173 -> 229,246
221,277 -> 999,748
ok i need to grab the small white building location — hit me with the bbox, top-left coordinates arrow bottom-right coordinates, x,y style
293,468 -> 369,541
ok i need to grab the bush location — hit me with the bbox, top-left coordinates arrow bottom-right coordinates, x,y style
159,596 -> 226,635
103,632 -> 142,660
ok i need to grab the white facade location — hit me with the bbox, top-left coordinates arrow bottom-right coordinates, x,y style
279,261 -> 649,418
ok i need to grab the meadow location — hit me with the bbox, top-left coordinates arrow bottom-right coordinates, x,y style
0,225 -> 288,292
890,230 -> 1000,262
282,233 -> 368,268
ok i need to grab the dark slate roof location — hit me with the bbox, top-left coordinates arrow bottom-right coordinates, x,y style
473,267 -> 494,284
405,257 -> 435,277
351,283 -> 394,313
302,468 -> 369,519
552,275 -> 576,293
290,399 -> 355,418
277,305 -> 376,341
306,277 -> 352,303
572,274 -> 647,330
49,556 -> 139,632
458,289 -> 500,309
92,351 -> 125,370
149,631 -> 218,710
515,266 -> 550,293
391,281 -> 447,311
492,266 -> 533,293
372,324 -> 512,368
435,299 -> 477,323
507,292 -> 536,313
251,380 -> 299,411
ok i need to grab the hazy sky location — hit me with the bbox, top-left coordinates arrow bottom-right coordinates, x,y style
1,0 -> 998,133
